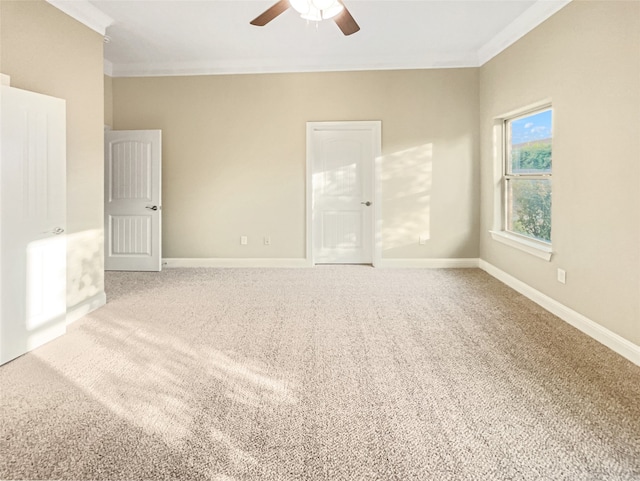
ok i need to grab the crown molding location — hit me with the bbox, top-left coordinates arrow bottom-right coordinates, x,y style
102,0 -> 571,77
47,0 -> 113,36
477,0 -> 572,66
107,51 -> 479,78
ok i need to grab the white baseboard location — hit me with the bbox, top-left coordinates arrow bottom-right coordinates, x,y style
163,258 -> 312,268
164,257 -> 480,269
479,260 -> 640,367
376,258 -> 480,269
66,290 -> 107,325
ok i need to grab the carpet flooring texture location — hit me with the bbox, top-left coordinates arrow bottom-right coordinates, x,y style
1,267 -> 639,480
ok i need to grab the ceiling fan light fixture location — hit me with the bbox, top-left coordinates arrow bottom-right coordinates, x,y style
289,0 -> 309,14
251,0 -> 359,36
311,0 -> 335,10
301,5 -> 322,22
289,0 -> 347,24
322,2 -> 344,19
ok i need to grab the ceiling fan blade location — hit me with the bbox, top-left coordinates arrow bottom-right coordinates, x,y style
333,1 -> 360,36
250,0 -> 290,26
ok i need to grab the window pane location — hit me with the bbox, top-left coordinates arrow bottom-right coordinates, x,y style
507,109 -> 552,174
506,178 -> 551,242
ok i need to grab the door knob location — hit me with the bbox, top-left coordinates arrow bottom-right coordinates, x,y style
145,205 -> 159,211
361,201 -> 372,206
45,227 -> 65,235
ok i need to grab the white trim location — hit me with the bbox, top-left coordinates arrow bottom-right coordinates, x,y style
66,291 -> 107,325
46,0 -> 113,36
162,257 -> 480,269
107,52 -> 479,78
494,98 -> 554,122
377,258 -> 480,269
374,147 -> 382,267
102,0 -> 570,77
477,0 -> 572,65
306,121 -> 382,267
163,258 -> 312,268
479,260 -> 640,367
491,100 -> 554,261
490,230 -> 552,261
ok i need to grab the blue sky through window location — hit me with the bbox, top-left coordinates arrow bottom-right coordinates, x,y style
511,109 -> 552,144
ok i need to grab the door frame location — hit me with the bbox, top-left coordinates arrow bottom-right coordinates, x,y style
306,121 -> 382,267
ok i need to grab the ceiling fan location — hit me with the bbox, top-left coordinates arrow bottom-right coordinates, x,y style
250,0 -> 360,36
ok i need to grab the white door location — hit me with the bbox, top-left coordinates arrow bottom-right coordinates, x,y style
308,122 -> 380,264
104,130 -> 162,271
1,85 -> 67,365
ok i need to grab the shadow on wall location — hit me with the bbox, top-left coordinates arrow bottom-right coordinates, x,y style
380,143 -> 433,253
1,227 -> 104,365
0,234 -> 67,365
66,228 -> 104,308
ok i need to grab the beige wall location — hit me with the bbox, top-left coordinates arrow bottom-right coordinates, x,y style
479,0 -> 640,344
1,0 -> 105,311
1,0 -> 636,352
104,74 -> 113,127
112,69 -> 480,260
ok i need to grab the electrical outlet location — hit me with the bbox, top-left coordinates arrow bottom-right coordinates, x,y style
419,235 -> 429,245
557,268 -> 566,284
240,236 -> 248,245
264,236 -> 271,246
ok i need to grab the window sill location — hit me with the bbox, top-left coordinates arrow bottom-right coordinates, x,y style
489,231 -> 553,261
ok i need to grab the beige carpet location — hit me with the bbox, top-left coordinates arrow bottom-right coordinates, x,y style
1,267 -> 639,480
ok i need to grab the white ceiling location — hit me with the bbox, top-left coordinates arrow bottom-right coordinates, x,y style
48,0 -> 571,77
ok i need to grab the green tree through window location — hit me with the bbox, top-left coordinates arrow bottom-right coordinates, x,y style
505,108 -> 552,243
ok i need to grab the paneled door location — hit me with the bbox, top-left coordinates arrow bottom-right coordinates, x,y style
1,85 -> 67,365
104,130 -> 162,271
308,122 -> 380,264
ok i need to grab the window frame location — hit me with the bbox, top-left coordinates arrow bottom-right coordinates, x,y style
490,103 -> 553,261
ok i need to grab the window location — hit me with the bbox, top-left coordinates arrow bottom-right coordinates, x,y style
504,107 -> 552,244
